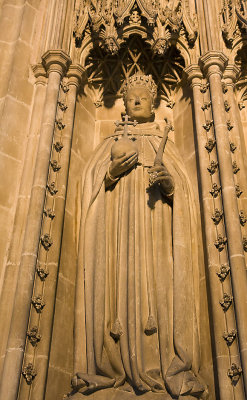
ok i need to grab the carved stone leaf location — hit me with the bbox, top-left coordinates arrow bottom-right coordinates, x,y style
220,293 -> 233,312
22,363 -> 37,385
228,363 -> 242,385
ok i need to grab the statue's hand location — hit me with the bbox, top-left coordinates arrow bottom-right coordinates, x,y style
109,151 -> 138,178
148,165 -> 174,197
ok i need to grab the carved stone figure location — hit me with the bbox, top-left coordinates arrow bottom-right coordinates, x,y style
69,73 -> 207,399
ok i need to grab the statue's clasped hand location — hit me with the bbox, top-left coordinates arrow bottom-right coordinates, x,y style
148,165 -> 174,197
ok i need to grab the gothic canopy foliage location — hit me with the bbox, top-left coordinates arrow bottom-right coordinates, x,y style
73,0 -> 198,56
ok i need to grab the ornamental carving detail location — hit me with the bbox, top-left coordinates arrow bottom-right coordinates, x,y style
36,265 -> 49,281
243,236 -> 247,251
232,161 -> 240,174
239,210 -> 247,226
73,0 -> 198,56
202,120 -> 213,132
211,209 -> 223,225
27,326 -> 42,346
216,264 -> 230,281
210,183 -> 221,198
235,184 -> 243,197
201,101 -> 211,111
228,363 -> 242,385
22,363 -> 37,385
55,119 -> 66,130
227,120 -> 233,131
205,138 -> 216,152
224,100 -> 230,112
47,182 -> 58,196
50,160 -> 62,172
31,295 -> 45,313
214,235 -> 227,251
220,293 -> 233,312
40,234 -> 53,251
44,208 -> 55,219
58,101 -> 68,112
230,142 -> 237,153
200,83 -> 209,93
207,160 -> 218,175
54,141 -> 64,152
223,329 -> 237,346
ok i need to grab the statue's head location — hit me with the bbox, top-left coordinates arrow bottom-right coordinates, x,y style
122,73 -> 157,123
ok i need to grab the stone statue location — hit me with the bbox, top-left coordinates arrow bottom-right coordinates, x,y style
69,73 -> 208,400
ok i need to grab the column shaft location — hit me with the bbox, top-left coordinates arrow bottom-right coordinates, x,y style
0,66 -> 47,381
202,54 -> 247,394
186,67 -> 241,399
0,51 -> 70,400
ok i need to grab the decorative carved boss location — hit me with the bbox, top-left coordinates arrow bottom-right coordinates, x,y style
74,0 -> 198,55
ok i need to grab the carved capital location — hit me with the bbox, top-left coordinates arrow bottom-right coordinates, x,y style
31,63 -> 47,85
223,64 -> 240,85
42,50 -> 71,77
67,64 -> 86,88
200,51 -> 228,79
184,65 -> 202,87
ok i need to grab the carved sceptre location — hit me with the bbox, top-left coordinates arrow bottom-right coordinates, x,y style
149,120 -> 173,187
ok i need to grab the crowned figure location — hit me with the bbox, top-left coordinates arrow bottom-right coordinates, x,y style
69,73 -> 208,400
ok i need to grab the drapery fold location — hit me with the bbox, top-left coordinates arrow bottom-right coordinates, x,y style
72,123 -> 207,399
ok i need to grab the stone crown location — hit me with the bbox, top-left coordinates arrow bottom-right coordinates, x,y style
121,72 -> 157,99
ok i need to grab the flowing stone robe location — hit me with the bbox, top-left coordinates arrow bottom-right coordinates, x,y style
71,122 -> 207,400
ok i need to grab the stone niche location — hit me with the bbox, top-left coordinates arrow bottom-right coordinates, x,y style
45,35 -> 215,400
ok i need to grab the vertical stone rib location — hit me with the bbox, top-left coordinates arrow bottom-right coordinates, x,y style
185,65 -> 238,400
0,50 -> 71,400
0,64 -> 47,381
29,65 -> 84,400
201,51 -> 247,395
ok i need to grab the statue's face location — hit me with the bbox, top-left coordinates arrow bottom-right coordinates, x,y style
125,87 -> 153,123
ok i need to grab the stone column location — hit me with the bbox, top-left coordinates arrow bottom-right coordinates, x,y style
200,51 -> 247,394
0,50 -> 71,400
18,64 -> 85,400
185,65 -> 244,399
0,64 -> 47,380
